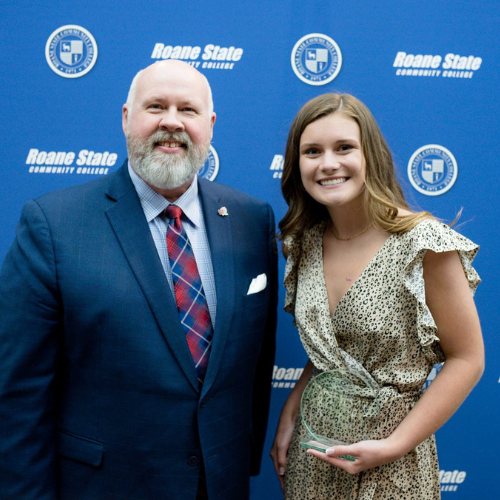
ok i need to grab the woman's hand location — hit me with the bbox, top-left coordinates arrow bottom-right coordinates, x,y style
306,438 -> 402,474
270,410 -> 297,492
270,360 -> 314,492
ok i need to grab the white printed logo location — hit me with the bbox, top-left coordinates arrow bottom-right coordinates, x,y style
270,155 -> 284,179
272,366 -> 304,388
291,34 -> 342,85
45,25 -> 98,78
440,470 -> 467,492
393,51 -> 482,79
408,145 -> 458,196
151,43 -> 243,70
198,146 -> 219,181
26,148 -> 117,175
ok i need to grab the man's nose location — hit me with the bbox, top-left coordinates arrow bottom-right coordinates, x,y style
159,109 -> 184,132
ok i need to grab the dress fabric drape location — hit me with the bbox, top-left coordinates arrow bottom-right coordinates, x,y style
283,219 -> 479,500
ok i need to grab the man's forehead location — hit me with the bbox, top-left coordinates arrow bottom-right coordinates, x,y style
135,67 -> 209,101
141,63 -> 205,87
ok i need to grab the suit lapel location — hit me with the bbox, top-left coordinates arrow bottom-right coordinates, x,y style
198,179 -> 235,397
105,164 -> 200,392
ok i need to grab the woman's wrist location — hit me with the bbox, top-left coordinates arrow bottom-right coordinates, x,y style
384,432 -> 414,461
280,392 -> 300,422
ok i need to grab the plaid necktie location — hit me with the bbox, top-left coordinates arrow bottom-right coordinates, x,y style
165,205 -> 213,383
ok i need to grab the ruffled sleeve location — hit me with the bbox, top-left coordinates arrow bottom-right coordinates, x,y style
402,219 -> 480,364
283,234 -> 300,317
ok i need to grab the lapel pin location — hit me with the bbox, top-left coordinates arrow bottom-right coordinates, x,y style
218,207 -> 229,217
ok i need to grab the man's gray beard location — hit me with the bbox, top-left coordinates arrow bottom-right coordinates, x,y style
126,130 -> 210,190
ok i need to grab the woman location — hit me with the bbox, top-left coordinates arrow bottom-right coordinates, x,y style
270,93 -> 484,499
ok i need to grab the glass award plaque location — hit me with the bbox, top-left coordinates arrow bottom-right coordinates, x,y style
300,369 -> 378,461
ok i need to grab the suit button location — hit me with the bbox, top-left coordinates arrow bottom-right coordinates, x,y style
188,456 -> 200,467
200,398 -> 208,408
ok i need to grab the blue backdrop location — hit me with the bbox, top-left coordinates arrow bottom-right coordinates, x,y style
1,1 -> 499,497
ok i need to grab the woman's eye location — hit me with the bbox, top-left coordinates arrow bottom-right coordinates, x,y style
339,144 -> 353,151
305,148 -> 320,155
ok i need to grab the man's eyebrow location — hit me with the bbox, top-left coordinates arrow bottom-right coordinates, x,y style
142,95 -> 167,104
142,96 -> 202,108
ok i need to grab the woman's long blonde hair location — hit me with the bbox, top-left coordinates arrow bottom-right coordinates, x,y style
279,93 -> 434,242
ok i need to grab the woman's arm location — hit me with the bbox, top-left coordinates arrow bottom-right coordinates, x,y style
308,249 -> 484,473
270,360 -> 314,491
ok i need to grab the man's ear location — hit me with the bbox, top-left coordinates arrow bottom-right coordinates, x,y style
122,105 -> 129,136
209,112 -> 216,139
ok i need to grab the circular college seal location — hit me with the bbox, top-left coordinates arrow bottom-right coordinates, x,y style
198,146 -> 219,181
45,25 -> 98,78
291,33 -> 342,86
408,145 -> 458,196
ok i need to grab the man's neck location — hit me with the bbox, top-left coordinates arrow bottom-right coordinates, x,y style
147,177 -> 195,202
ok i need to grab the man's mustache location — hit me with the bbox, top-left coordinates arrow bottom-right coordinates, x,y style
148,131 -> 192,147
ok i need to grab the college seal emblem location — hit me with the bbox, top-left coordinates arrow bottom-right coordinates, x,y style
198,145 -> 219,181
291,33 -> 342,85
408,144 -> 458,196
45,25 -> 98,78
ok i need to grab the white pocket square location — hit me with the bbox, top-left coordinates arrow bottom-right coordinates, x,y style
247,273 -> 267,295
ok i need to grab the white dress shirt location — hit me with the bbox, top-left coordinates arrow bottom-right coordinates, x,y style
128,163 -> 217,326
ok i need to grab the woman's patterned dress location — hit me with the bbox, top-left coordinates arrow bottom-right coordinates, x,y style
283,219 -> 479,500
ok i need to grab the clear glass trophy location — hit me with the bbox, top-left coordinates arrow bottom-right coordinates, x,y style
300,369 -> 378,461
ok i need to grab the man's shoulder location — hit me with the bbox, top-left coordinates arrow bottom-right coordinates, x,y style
198,178 -> 270,209
33,165 -> 128,208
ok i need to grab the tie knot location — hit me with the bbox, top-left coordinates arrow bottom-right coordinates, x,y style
165,205 -> 182,221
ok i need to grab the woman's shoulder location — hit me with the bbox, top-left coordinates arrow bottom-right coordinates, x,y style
283,221 -> 326,254
395,217 -> 479,287
283,222 -> 326,315
402,217 -> 477,252
403,217 -> 445,239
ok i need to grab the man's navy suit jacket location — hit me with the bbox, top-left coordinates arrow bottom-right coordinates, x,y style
0,162 -> 278,500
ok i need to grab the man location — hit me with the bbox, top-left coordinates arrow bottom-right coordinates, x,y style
0,60 -> 277,500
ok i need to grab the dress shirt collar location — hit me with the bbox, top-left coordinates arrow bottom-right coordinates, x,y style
128,162 -> 201,227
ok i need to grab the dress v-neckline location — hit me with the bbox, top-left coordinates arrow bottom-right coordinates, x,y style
319,224 -> 396,317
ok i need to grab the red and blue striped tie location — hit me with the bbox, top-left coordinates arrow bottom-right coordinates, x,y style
165,205 -> 213,383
